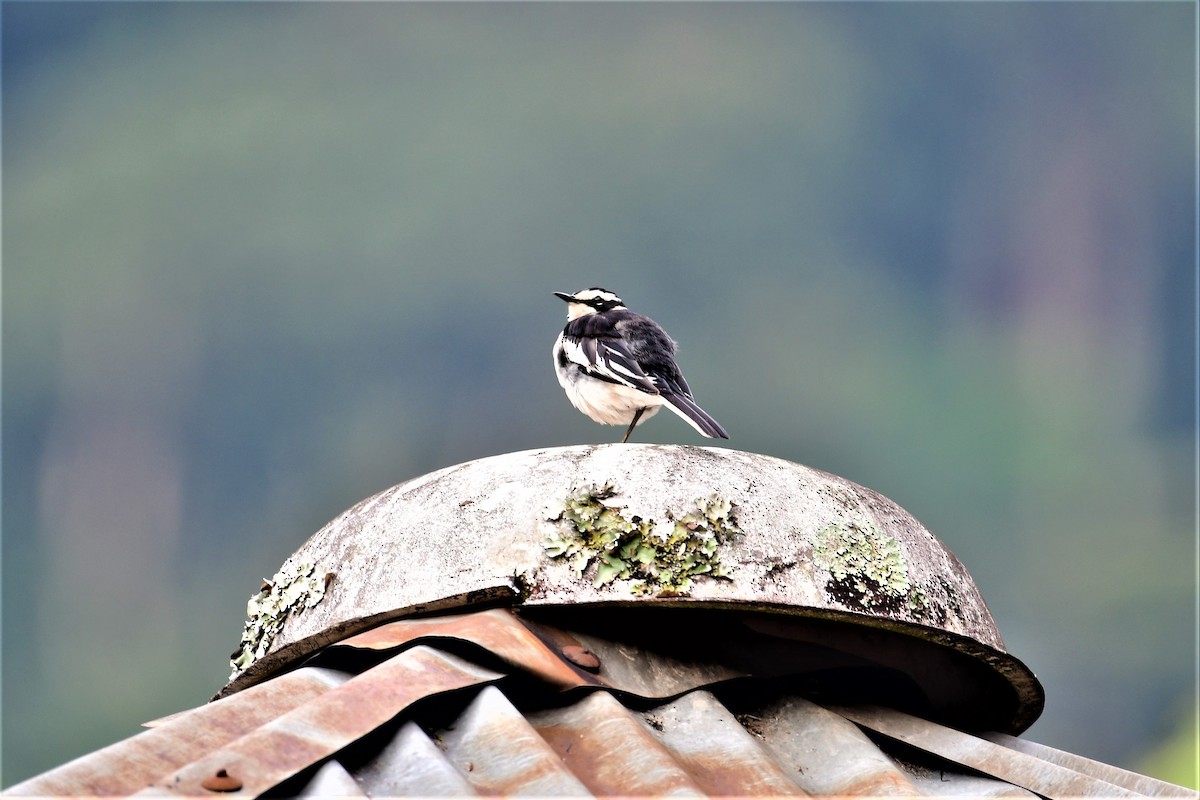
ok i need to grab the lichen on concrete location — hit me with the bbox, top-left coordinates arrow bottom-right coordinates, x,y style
544,481 -> 741,596
814,518 -> 929,617
229,555 -> 333,680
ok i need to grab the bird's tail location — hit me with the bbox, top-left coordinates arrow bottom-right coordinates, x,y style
663,393 -> 729,439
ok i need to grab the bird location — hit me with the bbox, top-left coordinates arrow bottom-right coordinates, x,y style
552,287 -> 729,443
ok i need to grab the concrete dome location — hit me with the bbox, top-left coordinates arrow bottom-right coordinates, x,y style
224,445 -> 1043,733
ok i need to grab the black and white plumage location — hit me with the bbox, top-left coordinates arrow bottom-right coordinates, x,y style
552,288 -> 729,443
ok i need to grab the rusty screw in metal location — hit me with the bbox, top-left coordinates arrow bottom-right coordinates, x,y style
561,644 -> 601,672
201,769 -> 243,793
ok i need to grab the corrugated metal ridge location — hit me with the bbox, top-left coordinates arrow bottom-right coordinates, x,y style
328,677 -> 1042,798
3,666 -> 350,797
833,705 -> 1169,799
5,608 -> 1190,798
981,732 -> 1199,798
133,646 -> 502,797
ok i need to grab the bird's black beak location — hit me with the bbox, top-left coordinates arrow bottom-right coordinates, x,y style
553,292 -> 575,303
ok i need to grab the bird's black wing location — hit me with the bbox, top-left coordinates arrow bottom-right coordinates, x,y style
561,311 -> 660,395
613,314 -> 693,397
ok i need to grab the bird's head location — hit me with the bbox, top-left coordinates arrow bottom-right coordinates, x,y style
554,288 -> 625,320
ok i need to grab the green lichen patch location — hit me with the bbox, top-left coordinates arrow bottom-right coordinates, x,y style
229,556 -> 332,680
545,482 -> 741,596
814,519 -> 928,617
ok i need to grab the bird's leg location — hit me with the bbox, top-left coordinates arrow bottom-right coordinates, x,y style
621,408 -> 646,443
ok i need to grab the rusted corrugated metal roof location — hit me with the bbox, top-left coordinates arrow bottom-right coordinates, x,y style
7,608 -> 1191,799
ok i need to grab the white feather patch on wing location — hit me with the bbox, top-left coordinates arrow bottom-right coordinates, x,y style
561,336 -> 657,394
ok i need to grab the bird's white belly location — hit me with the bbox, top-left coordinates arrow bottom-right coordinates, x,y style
555,359 -> 662,427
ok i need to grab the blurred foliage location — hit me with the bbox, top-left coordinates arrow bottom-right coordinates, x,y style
2,1 -> 1194,788
1138,699 -> 1199,791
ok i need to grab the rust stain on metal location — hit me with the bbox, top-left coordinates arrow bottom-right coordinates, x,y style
7,598 -> 1193,800
559,644 -> 600,672
838,770 -> 928,797
521,613 -> 748,700
142,647 -> 501,797
432,686 -> 592,796
5,667 -> 348,798
529,691 -> 706,797
200,769 -> 242,793
333,608 -> 604,689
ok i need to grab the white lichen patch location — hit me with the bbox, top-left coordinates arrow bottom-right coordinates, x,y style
544,482 -> 741,596
814,518 -> 929,616
229,556 -> 332,680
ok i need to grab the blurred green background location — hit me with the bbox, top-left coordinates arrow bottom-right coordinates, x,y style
3,1 -> 1195,788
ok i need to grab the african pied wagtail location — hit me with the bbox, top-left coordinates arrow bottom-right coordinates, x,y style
553,288 -> 729,443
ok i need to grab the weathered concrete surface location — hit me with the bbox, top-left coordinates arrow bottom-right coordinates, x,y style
224,445 -> 1037,721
